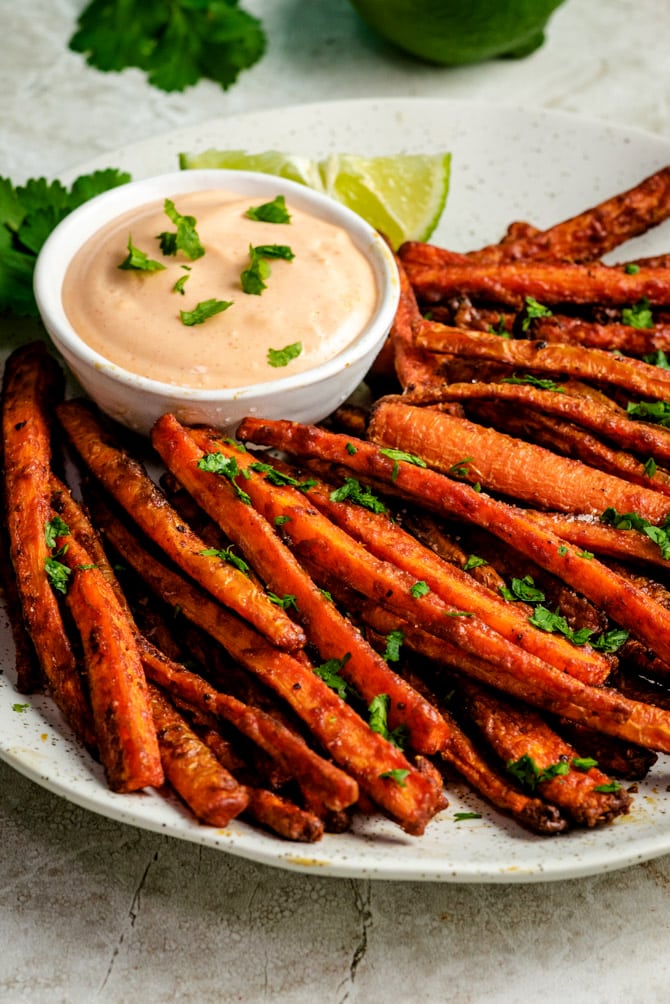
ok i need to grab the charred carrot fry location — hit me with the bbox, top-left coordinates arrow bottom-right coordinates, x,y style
282,461 -> 611,686
377,401 -> 670,522
416,323 -> 670,402
389,254 -> 445,391
92,498 -> 442,834
529,314 -> 670,355
2,343 -> 93,744
554,718 -> 657,781
471,404 -> 670,498
55,399 -> 304,652
153,416 -> 450,754
236,415 -> 670,673
53,526 -> 163,792
359,601 -> 670,754
458,678 -> 631,827
408,380 -> 670,471
520,511 -> 670,572
404,260 -> 670,309
468,164 -> 670,264
148,683 -> 249,826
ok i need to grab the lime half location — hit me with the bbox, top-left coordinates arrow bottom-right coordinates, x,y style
179,148 -> 451,248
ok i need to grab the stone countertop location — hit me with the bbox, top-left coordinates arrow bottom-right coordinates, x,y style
2,1 -> 670,1001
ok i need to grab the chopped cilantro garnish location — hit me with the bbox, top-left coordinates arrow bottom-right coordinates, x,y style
172,272 -> 190,294
180,298 -> 232,326
600,506 -> 670,560
199,545 -> 250,575
448,457 -> 473,478
622,296 -> 653,329
378,447 -> 427,469
520,295 -> 553,331
274,514 -> 290,526
410,580 -> 430,598
454,811 -> 482,821
329,477 -> 387,514
197,452 -> 251,504
506,753 -> 569,791
45,515 -> 70,549
158,198 -> 205,260
463,554 -> 488,572
245,195 -> 291,224
346,443 -> 358,455
528,605 -> 594,646
314,654 -> 353,701
643,349 -> 670,370
267,341 -> 302,368
626,399 -> 670,428
501,373 -> 564,392
241,243 -> 294,295
382,628 -> 404,663
12,703 -> 30,713
45,555 -> 71,595
248,460 -> 314,491
644,457 -> 658,478
572,757 -> 598,771
118,235 -> 166,272
368,693 -> 407,749
499,574 -> 545,604
267,592 -> 298,610
593,781 -> 622,794
624,263 -> 640,274
379,769 -> 410,787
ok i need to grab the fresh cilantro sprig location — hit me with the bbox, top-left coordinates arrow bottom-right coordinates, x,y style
329,477 -> 387,514
69,0 -> 266,94
267,342 -> 302,368
314,654 -> 354,701
626,399 -> 670,428
501,373 -> 565,392
601,506 -> 670,560
368,693 -> 408,750
506,754 -> 570,791
621,296 -> 654,330
197,452 -> 251,504
1,169 -> 130,316
241,243 -> 294,295
118,235 -> 165,272
180,298 -> 232,326
158,199 -> 205,260
519,295 -> 553,331
245,195 -> 291,224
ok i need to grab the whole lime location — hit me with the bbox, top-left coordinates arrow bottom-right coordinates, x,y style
347,0 -> 566,65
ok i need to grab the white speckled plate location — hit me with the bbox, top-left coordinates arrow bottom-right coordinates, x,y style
3,98 -> 670,882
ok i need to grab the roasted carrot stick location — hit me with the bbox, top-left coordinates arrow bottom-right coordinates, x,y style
415,323 -> 670,402
408,380 -> 670,471
282,461 -> 611,686
236,415 -> 670,672
370,401 -> 670,522
55,399 -> 304,652
404,259 -> 670,309
528,314 -> 670,355
91,496 -> 443,834
2,343 -> 93,745
457,678 -> 631,827
53,526 -> 164,792
152,414 -> 450,755
389,254 -> 445,391
359,601 -> 670,754
147,683 -> 249,826
520,511 -> 670,572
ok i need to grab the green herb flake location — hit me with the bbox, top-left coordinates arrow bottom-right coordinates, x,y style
643,349 -> 670,371
506,753 -> 570,791
572,757 -> 598,771
520,295 -> 553,331
626,399 -> 670,428
644,457 -> 658,478
501,373 -> 564,392
382,629 -> 404,663
197,452 -> 251,504
454,811 -> 482,821
410,580 -> 430,599
601,506 -> 670,560
448,457 -> 473,478
199,545 -> 250,575
172,272 -> 190,294
267,591 -> 298,610
624,263 -> 641,274
158,198 -> 205,260
45,515 -> 70,549
267,341 -> 302,368
368,693 -> 407,749
245,195 -> 291,224
499,574 -> 545,604
329,477 -> 387,514
118,235 -> 166,272
463,554 -> 488,571
345,443 -> 358,455
379,769 -> 410,787
622,296 -> 653,329
274,514 -> 290,526
241,243 -> 294,295
593,781 -> 622,794
12,702 -> 30,713
378,447 -> 427,469
314,654 -> 353,701
45,555 -> 72,595
180,298 -> 232,326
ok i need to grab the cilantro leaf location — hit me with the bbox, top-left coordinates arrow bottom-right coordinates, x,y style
626,399 -> 670,428
180,298 -> 232,326
621,296 -> 653,329
1,169 -> 130,317
506,753 -> 569,791
267,342 -> 302,368
197,452 -> 251,504
241,244 -> 294,295
118,235 -> 166,272
499,574 -> 545,604
199,545 -> 250,575
69,0 -> 266,94
379,769 -> 410,787
45,555 -> 72,595
368,693 -> 407,749
158,198 -> 204,260
501,373 -> 564,392
520,295 -> 553,331
246,195 -> 291,224
329,477 -> 387,514
314,654 -> 353,701
382,629 -> 404,663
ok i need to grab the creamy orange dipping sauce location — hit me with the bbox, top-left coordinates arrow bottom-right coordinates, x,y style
62,189 -> 379,389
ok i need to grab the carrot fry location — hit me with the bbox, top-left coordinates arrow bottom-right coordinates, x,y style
55,399 -> 304,652
91,497 -> 442,834
457,678 -> 632,826
236,415 -> 670,674
359,600 -> 670,754
529,314 -> 670,355
389,254 -> 445,391
470,403 -> 670,498
282,461 -> 611,686
409,379 -> 670,471
2,343 -> 93,745
54,526 -> 163,792
520,511 -> 670,572
404,260 -> 670,309
374,400 -> 670,522
153,416 -> 451,754
469,164 -> 670,264
553,718 -> 657,781
148,682 -> 249,826
415,322 -> 670,402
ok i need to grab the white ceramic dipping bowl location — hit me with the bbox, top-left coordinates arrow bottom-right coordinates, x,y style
34,169 -> 400,436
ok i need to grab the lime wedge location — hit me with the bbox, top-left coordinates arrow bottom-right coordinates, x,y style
179,148 -> 451,248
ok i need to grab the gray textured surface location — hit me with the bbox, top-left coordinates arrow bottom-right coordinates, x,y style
3,1 -> 670,1000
